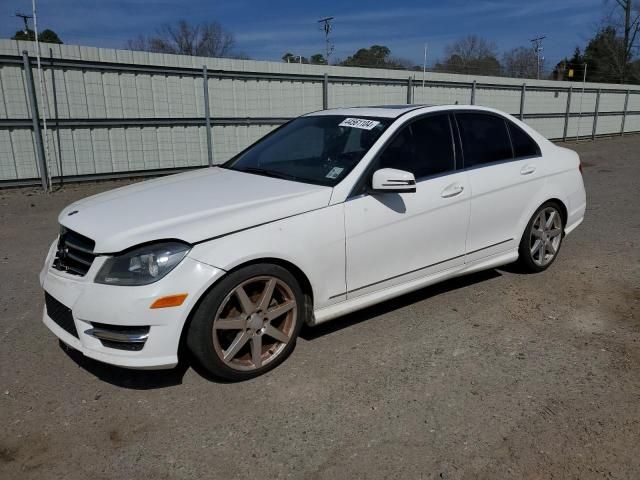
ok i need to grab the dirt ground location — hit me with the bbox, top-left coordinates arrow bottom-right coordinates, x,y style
1,136 -> 639,480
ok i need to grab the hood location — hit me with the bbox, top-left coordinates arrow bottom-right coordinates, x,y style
59,167 -> 332,253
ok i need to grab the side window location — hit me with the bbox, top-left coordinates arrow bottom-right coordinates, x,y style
377,125 -> 415,172
507,121 -> 540,158
411,115 -> 455,177
456,113 -> 513,168
376,114 -> 455,179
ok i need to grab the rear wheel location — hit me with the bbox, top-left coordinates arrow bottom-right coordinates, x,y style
187,264 -> 305,381
517,202 -> 564,273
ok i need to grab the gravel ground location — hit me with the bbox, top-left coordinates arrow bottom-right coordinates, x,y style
1,136 -> 639,480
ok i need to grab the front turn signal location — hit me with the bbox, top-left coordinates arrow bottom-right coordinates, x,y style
150,293 -> 188,309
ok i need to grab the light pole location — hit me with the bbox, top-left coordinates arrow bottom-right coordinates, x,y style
576,63 -> 588,141
422,43 -> 428,103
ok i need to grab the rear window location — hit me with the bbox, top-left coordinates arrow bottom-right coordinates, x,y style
456,113 -> 513,167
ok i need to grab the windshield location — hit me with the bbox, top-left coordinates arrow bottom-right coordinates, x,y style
223,115 -> 392,186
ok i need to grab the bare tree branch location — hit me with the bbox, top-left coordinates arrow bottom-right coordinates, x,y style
125,19 -> 240,58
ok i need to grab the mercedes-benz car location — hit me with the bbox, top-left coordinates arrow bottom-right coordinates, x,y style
40,105 -> 586,380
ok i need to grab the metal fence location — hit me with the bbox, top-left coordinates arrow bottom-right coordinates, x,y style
1,39 -> 639,189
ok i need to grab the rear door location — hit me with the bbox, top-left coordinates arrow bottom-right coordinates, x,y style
455,112 -> 545,262
344,113 -> 470,297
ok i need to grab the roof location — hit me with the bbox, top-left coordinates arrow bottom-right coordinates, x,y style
305,105 -> 427,119
305,104 -> 508,119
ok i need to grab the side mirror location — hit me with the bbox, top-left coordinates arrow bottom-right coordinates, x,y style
370,168 -> 416,193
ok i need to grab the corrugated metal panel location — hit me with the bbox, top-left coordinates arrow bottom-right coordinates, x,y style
1,65 -> 29,118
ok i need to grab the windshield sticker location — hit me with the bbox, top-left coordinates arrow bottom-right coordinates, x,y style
326,166 -> 344,179
339,118 -> 381,130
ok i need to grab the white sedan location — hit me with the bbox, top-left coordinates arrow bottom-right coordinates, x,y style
40,105 -> 586,380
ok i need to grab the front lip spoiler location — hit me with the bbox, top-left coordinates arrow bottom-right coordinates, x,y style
85,326 -> 149,343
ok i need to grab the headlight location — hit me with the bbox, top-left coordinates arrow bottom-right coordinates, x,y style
95,241 -> 190,286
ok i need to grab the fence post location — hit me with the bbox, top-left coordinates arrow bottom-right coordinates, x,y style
49,48 -> 63,186
563,86 -> 572,141
591,88 -> 601,141
519,83 -> 526,120
470,80 -> 476,105
202,65 -> 213,167
621,89 -> 630,136
407,76 -> 413,104
323,73 -> 328,110
22,50 -> 48,191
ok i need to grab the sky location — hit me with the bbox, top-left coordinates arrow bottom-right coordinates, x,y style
1,0 -> 610,69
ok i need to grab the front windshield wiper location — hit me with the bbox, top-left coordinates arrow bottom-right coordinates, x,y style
236,167 -> 298,182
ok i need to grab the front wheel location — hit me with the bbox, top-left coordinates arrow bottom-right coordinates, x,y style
187,264 -> 305,381
517,202 -> 564,273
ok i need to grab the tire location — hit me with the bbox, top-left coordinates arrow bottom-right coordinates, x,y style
517,201 -> 565,273
187,263 -> 306,381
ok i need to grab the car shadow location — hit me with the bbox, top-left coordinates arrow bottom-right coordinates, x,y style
60,268 -> 502,388
299,268 -> 501,341
59,340 -> 192,389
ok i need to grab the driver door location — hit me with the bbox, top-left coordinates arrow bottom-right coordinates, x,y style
344,114 -> 470,298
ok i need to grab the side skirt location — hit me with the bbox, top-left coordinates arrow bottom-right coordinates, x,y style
309,249 -> 518,326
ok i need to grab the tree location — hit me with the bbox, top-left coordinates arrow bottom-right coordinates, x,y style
126,20 -> 239,58
39,29 -> 63,44
435,35 -> 502,76
553,1 -> 640,83
590,0 -> 640,82
608,0 -> 640,82
12,29 -> 35,41
281,52 -> 326,64
282,52 -> 308,63
309,53 -> 326,65
340,45 -> 414,69
584,26 -> 626,82
12,28 -> 63,44
631,58 -> 640,81
503,46 -> 538,78
341,45 -> 391,67
553,47 -> 585,80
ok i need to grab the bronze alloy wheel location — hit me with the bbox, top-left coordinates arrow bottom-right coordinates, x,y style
212,276 -> 297,371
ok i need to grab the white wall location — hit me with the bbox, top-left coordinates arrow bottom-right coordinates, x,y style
1,39 -> 638,182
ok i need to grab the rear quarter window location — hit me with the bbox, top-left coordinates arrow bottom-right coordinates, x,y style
508,121 -> 541,158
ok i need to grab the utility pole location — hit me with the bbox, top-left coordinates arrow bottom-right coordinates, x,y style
530,35 -> 546,80
15,12 -> 33,34
617,0 -> 634,83
318,16 -> 334,65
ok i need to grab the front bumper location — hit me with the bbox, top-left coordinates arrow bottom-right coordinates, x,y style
40,240 -> 225,369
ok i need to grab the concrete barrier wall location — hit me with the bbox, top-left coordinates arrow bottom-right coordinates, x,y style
1,39 -> 639,185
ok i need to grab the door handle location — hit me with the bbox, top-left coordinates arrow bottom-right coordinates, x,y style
441,183 -> 464,198
520,165 -> 536,175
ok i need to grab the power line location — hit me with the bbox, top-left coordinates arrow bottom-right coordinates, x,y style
15,11 -> 33,33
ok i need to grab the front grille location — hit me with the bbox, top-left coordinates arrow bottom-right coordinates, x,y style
52,227 -> 96,277
44,292 -> 78,338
